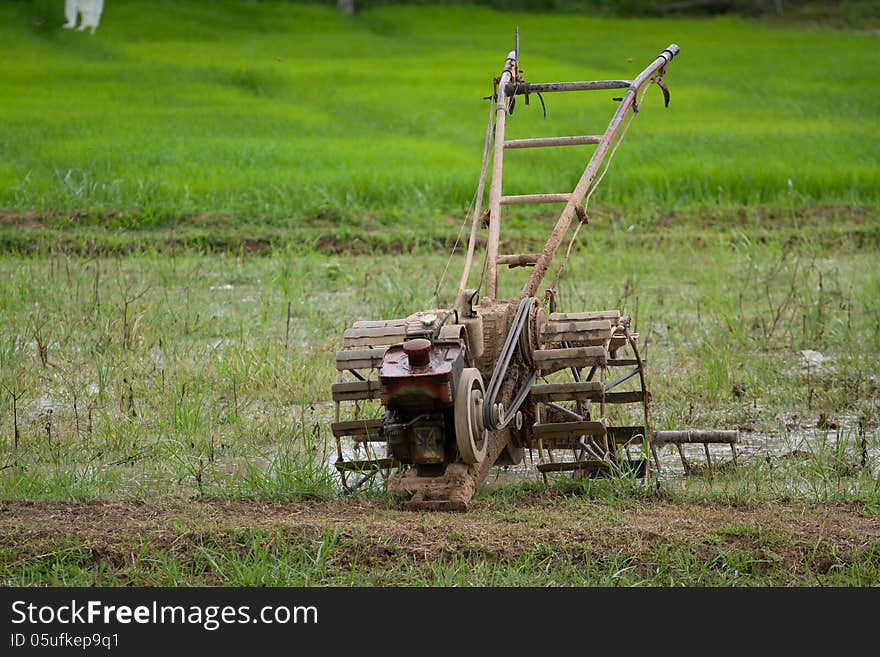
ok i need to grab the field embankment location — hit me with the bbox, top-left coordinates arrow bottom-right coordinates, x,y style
2,496 -> 879,585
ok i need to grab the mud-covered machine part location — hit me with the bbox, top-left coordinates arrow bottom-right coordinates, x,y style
330,38 -> 738,511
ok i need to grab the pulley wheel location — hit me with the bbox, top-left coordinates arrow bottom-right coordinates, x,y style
455,368 -> 487,464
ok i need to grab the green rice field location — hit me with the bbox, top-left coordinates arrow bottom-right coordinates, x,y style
0,1 -> 877,586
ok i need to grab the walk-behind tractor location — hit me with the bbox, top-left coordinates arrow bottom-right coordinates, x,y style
330,38 -> 738,511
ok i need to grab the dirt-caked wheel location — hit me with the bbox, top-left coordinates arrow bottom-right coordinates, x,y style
455,368 -> 488,464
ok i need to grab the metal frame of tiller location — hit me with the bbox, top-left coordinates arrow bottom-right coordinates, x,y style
331,39 -> 739,511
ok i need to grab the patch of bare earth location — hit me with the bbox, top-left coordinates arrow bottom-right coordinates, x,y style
1,499 -> 877,572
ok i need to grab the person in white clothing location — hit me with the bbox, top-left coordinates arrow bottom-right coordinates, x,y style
63,0 -> 105,34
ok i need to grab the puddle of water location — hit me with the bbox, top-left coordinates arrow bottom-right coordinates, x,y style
325,412 -> 879,490
8,389 -> 875,497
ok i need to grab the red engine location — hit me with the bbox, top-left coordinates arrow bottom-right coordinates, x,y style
378,339 -> 465,466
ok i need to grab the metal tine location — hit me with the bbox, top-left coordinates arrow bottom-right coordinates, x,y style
677,444 -> 689,473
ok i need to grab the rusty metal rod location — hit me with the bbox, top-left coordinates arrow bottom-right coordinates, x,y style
504,135 -> 602,149
485,50 -> 517,299
521,45 -> 679,299
606,367 -> 640,391
501,193 -> 571,205
505,80 -> 631,94
497,253 -> 539,267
